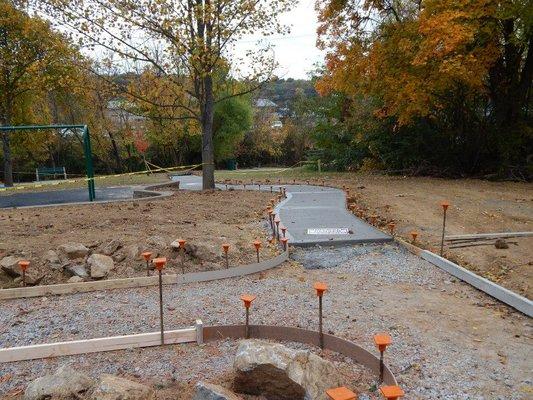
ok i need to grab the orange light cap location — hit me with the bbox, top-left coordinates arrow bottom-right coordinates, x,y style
240,294 -> 256,308
314,281 -> 328,296
380,385 -> 404,399
326,386 -> 357,400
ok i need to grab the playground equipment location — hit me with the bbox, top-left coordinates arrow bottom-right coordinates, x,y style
0,125 -> 95,200
35,166 -> 67,181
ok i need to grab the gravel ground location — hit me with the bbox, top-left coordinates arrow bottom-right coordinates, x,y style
1,243 -> 531,399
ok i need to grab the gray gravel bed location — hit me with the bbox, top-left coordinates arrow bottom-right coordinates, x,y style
1,243 -> 531,399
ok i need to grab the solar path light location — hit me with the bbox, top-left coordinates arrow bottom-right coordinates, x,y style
178,239 -> 186,273
141,251 -> 152,276
314,282 -> 328,349
373,333 -> 392,383
440,201 -> 450,255
253,240 -> 261,263
153,257 -> 167,344
240,294 -> 256,339
222,243 -> 230,268
18,260 -> 30,287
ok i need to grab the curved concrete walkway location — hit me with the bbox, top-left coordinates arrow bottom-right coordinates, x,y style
172,175 -> 391,246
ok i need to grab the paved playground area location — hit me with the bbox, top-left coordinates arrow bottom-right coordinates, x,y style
0,186 -> 134,208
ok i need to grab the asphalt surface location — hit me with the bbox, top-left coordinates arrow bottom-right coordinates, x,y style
172,175 -> 391,246
0,186 -> 134,208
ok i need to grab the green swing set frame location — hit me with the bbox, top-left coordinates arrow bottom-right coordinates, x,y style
0,124 -> 96,201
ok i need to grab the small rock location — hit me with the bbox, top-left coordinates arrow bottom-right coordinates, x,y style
66,264 -> 89,278
193,381 -> 242,400
147,236 -> 167,249
234,340 -> 341,400
123,244 -> 140,260
101,240 -> 122,256
24,364 -> 93,400
0,255 -> 23,277
87,254 -> 114,279
23,270 -> 45,286
59,243 -> 89,260
89,374 -> 154,400
495,239 -> 509,249
68,276 -> 85,283
43,250 -> 61,265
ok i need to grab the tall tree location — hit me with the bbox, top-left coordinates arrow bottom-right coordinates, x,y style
27,0 -> 293,189
0,0 -> 78,186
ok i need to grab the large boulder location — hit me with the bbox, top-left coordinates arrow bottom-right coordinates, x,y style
233,340 -> 341,400
0,255 -> 23,277
193,381 -> 242,400
87,254 -> 114,278
59,243 -> 89,260
24,364 -> 93,400
89,374 -> 154,400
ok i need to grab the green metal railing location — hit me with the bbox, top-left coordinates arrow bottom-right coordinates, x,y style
0,124 -> 96,201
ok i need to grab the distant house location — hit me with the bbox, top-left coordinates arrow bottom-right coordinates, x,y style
255,98 -> 283,128
106,100 -> 146,125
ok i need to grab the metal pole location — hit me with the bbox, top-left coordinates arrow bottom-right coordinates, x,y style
318,295 -> 323,349
22,270 -> 26,287
159,270 -> 164,345
245,307 -> 250,339
440,208 -> 447,256
83,126 -> 96,201
379,351 -> 384,384
225,252 -> 229,269
256,248 -> 260,263
146,260 -> 150,276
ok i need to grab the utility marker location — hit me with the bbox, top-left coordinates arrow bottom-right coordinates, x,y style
410,231 -> 418,244
373,333 -> 392,383
281,237 -> 289,252
240,294 -> 256,339
142,252 -> 152,276
18,260 -> 30,287
153,257 -> 167,345
440,201 -> 450,256
314,282 -> 328,349
388,222 -> 396,236
281,226 -> 287,238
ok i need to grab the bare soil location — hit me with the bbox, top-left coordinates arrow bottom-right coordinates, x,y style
217,171 -> 532,298
0,190 -> 277,288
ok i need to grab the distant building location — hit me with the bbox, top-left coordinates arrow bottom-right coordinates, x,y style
255,98 -> 283,128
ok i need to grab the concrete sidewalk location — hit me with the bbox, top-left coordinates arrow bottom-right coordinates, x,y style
172,175 -> 391,246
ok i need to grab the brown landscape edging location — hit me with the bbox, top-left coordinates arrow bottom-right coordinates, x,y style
0,251 -> 288,301
204,324 -> 398,386
0,322 -> 398,388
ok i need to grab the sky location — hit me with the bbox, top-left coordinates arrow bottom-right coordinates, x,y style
233,0 -> 325,80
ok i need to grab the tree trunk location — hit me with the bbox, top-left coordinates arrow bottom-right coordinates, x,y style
1,106 -> 13,187
201,75 -> 215,190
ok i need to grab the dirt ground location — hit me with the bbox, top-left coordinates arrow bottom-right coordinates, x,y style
216,170 -> 533,298
0,190 -> 277,287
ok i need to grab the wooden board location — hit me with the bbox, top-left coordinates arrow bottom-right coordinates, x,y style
421,250 -> 533,317
445,231 -> 533,241
0,327 -> 198,363
0,252 -> 288,301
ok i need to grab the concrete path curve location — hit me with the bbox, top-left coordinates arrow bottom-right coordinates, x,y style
172,175 -> 391,246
